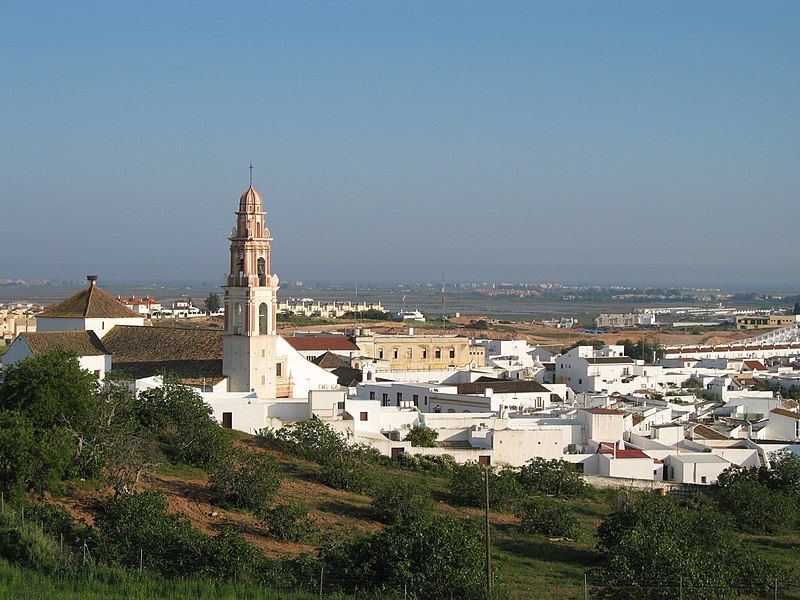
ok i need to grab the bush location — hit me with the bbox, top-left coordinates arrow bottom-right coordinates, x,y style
94,491 -> 205,576
320,513 -> 488,599
133,382 -> 230,468
260,419 -> 347,463
449,462 -> 522,510
320,454 -> 373,494
517,457 -> 587,499
0,512 -> 62,572
596,494 -> 779,600
210,446 -> 282,515
371,480 -> 435,524
403,427 -> 438,448
262,502 -> 316,542
516,496 -> 579,539
18,503 -> 77,539
716,480 -> 798,535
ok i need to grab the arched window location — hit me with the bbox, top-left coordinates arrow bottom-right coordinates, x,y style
378,349 -> 384,359
421,347 -> 428,359
406,348 -> 412,359
258,303 -> 268,334
233,302 -> 242,334
236,254 -> 244,274
434,347 -> 442,359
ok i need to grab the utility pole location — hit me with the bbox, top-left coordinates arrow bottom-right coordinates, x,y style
484,465 -> 493,599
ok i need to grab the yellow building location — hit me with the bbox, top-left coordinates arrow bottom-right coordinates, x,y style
350,328 -> 485,371
736,314 -> 798,330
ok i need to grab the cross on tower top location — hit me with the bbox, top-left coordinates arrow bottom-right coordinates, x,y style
249,162 -> 254,186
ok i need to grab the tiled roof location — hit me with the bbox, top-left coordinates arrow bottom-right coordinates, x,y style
286,337 -> 359,351
103,325 -> 223,384
692,424 -> 729,440
39,282 -> 140,319
312,351 -> 351,369
19,331 -> 108,356
456,380 -> 550,395
743,360 -> 767,371
771,407 -> 800,420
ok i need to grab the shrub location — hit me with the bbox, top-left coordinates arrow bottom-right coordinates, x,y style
716,480 -> 798,535
449,462 -> 522,509
133,382 -> 230,468
0,512 -> 62,572
320,513 -> 487,600
210,446 -> 282,515
94,491 -> 205,576
263,502 -> 316,542
516,496 -> 579,538
371,480 -> 435,524
320,454 -> 373,494
403,426 -> 439,448
517,457 -> 587,499
260,419 -> 347,463
596,493 -> 779,599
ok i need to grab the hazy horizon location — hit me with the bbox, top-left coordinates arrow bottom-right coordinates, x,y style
3,2 -> 799,288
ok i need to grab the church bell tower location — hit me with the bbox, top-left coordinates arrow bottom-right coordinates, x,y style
222,178 -> 281,397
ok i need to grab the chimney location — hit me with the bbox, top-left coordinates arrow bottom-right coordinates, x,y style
87,275 -> 98,286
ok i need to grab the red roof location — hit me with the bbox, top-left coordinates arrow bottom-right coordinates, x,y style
598,443 -> 652,460
743,360 -> 767,371
286,336 -> 359,352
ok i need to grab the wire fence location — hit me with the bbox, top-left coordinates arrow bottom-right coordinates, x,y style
1,495 -> 799,600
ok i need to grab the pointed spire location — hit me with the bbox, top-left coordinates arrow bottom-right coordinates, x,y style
249,161 -> 254,186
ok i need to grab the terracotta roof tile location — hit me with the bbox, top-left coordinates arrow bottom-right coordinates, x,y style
286,337 -> 359,352
39,282 -> 140,319
103,325 -> 222,384
19,331 -> 108,356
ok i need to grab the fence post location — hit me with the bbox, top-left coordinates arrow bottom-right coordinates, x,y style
21,506 -> 24,526
83,541 -> 87,565
318,565 -> 324,598
60,533 -> 63,555
1,492 -> 4,514
584,572 -> 588,600
139,548 -> 143,572
404,578 -> 408,599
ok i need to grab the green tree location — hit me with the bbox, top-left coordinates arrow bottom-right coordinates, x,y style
320,453 -> 373,494
0,350 -> 97,430
516,496 -> 579,538
262,501 -> 316,542
449,462 -> 522,509
716,479 -> 797,534
596,494 -> 777,599
403,426 -> 439,447
794,301 -> 800,315
517,457 -> 587,499
210,446 -> 282,515
371,479 -> 435,524
260,418 -> 347,462
133,381 -> 230,468
320,513 -> 488,599
204,292 -> 221,314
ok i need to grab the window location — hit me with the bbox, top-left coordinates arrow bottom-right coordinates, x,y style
421,348 -> 428,359
378,349 -> 384,359
257,257 -> 266,284
276,363 -> 282,377
406,348 -> 412,359
360,412 -> 368,421
258,302 -> 268,334
449,348 -> 456,359
369,391 -> 375,400
382,393 -> 388,406
434,347 -> 441,359
701,476 -> 707,484
366,372 -> 373,381
424,396 -> 428,405
412,394 -> 419,406
233,302 -> 242,334
94,370 -> 101,378
392,348 -> 399,359
397,392 -> 403,402
222,412 -> 232,428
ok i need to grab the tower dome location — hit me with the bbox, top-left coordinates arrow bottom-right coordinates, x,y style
239,185 -> 263,212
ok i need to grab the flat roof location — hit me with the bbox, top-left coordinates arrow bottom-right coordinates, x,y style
669,453 -> 729,464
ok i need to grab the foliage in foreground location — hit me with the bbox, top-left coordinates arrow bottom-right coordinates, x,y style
210,446 -> 282,515
320,512 -> 487,600
262,501 -> 316,542
596,493 -> 780,600
515,496 -> 579,539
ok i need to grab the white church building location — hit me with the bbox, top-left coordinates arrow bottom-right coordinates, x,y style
2,182 -> 343,434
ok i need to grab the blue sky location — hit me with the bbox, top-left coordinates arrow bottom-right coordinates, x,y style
2,1 -> 799,288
